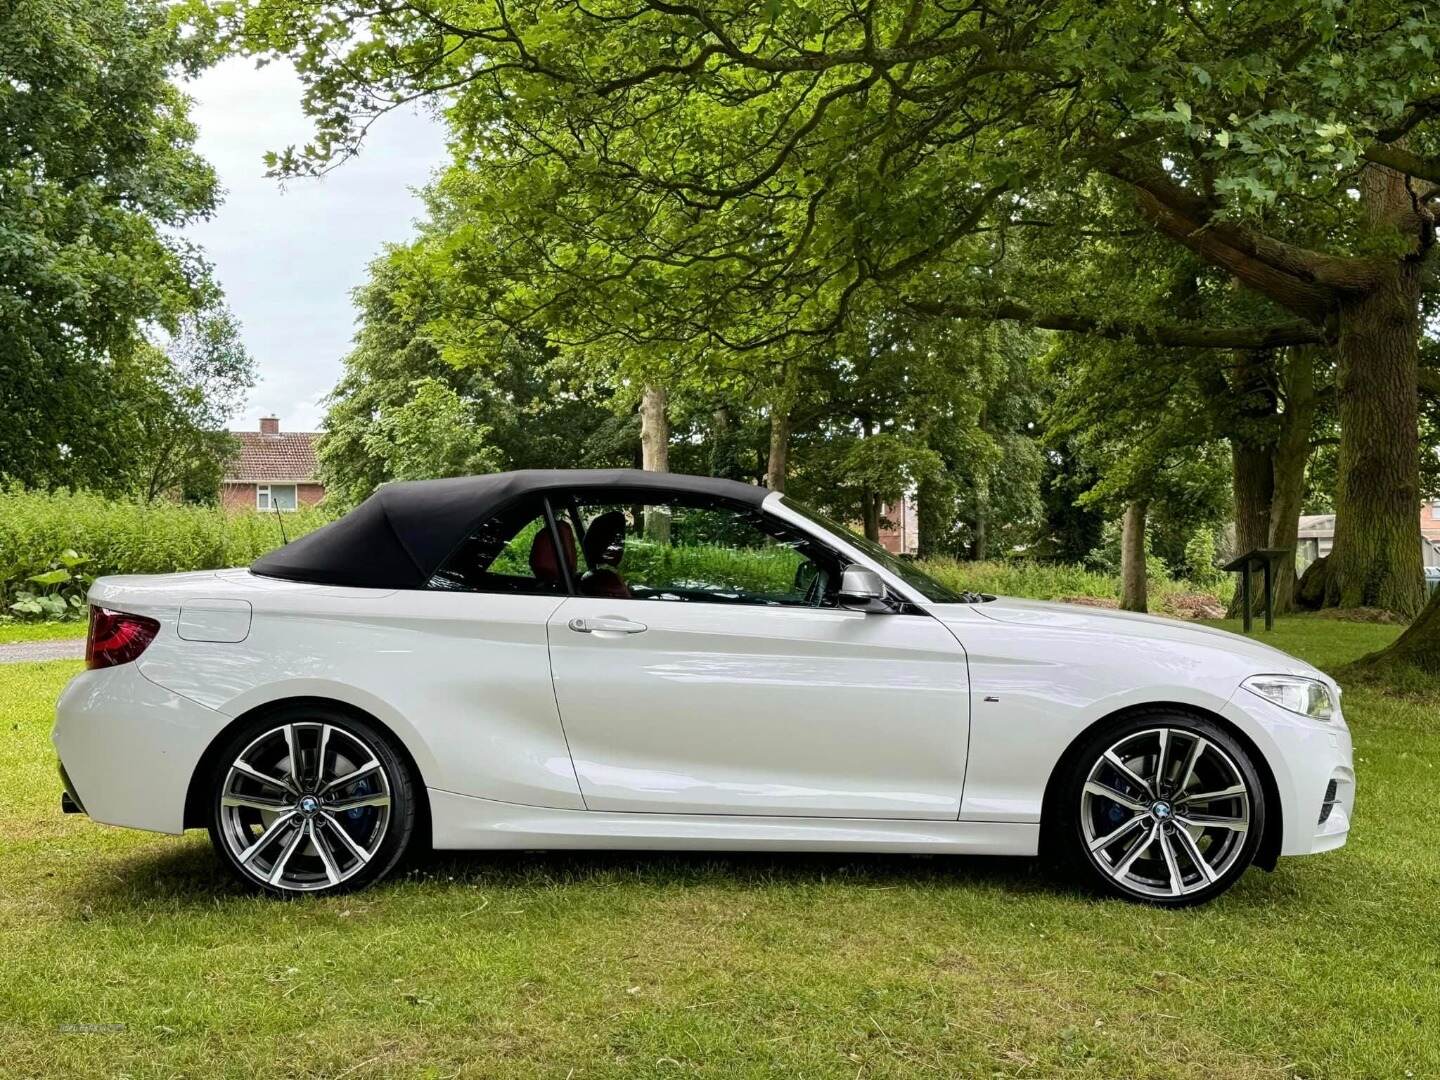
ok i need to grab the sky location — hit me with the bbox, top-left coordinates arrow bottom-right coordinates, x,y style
183,58 -> 448,433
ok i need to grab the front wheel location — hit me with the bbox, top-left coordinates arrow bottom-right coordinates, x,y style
1054,712 -> 1265,906
206,706 -> 418,896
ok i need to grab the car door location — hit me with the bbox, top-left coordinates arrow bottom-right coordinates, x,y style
544,492 -> 970,819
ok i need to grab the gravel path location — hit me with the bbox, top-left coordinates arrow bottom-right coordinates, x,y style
0,639 -> 85,664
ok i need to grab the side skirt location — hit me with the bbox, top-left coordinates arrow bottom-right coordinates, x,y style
429,789 -> 1039,856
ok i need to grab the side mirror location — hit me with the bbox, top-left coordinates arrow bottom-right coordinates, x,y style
838,566 -> 891,613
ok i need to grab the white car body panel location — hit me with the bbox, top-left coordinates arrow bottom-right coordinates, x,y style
548,596 -> 968,818
53,492 -> 1353,868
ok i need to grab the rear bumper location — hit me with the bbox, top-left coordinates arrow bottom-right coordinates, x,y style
52,663 -> 228,834
1221,690 -> 1354,858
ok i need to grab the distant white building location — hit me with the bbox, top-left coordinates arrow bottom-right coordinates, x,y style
1297,512 -> 1440,568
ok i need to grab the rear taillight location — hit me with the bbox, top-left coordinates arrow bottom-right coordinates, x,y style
86,606 -> 161,670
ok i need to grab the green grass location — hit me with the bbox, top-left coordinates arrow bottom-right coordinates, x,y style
2,619 -> 1437,1077
0,619 -> 87,644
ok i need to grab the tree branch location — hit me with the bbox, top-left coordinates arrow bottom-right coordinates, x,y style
906,297 -> 1327,350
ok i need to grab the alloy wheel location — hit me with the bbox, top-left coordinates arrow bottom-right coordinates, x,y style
1079,726 -> 1252,899
216,722 -> 393,892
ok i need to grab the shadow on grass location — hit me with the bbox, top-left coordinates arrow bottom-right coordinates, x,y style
80,834 -> 1305,917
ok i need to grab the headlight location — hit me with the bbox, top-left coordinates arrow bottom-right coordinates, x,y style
1242,675 -> 1337,722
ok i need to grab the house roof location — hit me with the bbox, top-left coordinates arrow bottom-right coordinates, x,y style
224,431 -> 320,484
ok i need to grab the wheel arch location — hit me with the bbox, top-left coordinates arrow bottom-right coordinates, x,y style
182,696 -> 432,845
1038,700 -> 1283,872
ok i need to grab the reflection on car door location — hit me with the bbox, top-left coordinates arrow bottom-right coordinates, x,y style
545,598 -> 970,819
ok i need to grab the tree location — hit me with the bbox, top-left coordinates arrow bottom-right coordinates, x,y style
121,307 -> 256,502
319,249 -> 635,508
232,0 -> 1440,653
1,0 -> 218,490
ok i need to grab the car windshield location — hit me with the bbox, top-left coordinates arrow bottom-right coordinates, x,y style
778,495 -> 968,603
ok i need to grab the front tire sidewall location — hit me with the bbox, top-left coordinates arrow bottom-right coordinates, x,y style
206,706 -> 418,897
1057,712 -> 1266,907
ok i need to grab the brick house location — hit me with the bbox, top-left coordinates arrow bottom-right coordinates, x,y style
221,417 -> 325,512
877,494 -> 920,555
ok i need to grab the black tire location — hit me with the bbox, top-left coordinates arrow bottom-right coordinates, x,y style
1051,710 -> 1266,907
206,704 -> 418,897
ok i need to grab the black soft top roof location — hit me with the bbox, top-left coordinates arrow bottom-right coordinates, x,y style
250,469 -> 771,589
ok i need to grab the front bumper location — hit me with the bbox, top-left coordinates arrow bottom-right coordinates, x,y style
52,662 -> 229,834
1221,689 -> 1354,858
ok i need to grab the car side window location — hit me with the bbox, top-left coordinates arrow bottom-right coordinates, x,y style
428,497 -> 572,595
567,494 -> 840,608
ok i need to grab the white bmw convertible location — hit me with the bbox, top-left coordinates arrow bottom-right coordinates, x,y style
54,470 -> 1353,904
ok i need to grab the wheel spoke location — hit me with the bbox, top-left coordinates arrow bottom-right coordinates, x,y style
1182,784 -> 1248,804
320,812 -> 373,865
1089,814 -> 1146,853
283,724 -> 299,787
222,793 -> 291,812
1176,735 -> 1207,794
1102,751 -> 1155,802
238,811 -> 297,865
1084,781 -> 1148,814
1158,829 -> 1183,896
231,759 -> 298,796
1154,728 -> 1171,789
327,792 -> 391,812
1112,822 -> 1159,878
320,758 -> 381,795
316,724 -> 333,788
1172,825 -> 1219,884
309,820 -> 342,886
1177,813 -> 1247,833
267,819 -> 307,885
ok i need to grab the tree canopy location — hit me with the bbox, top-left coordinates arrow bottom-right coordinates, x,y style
2,0 -> 221,491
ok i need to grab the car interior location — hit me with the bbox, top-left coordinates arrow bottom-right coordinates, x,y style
428,489 -> 843,607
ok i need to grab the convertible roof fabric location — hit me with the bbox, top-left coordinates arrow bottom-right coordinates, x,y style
249,469 -> 771,589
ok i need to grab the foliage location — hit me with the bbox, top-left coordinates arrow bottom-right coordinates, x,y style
0,489 -> 331,616
318,255 -> 635,509
119,307 -> 256,502
6,549 -> 91,620
920,557 -> 1234,610
1,0 -> 219,492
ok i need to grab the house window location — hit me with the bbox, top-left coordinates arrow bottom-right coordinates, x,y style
257,484 -> 298,512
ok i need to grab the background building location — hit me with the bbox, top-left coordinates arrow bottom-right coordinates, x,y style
221,416 -> 324,512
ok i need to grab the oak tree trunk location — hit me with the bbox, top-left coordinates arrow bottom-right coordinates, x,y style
1324,164 -> 1426,617
1120,500 -> 1149,613
640,384 -> 671,543
861,489 -> 881,542
766,409 -> 790,492
970,509 -> 987,561
1323,265 -> 1425,617
1227,436 -> 1275,620
1267,348 -> 1318,615
1348,583 -> 1440,681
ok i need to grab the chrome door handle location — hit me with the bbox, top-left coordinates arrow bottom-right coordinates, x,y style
568,616 -> 648,635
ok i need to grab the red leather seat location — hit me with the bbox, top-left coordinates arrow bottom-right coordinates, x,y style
528,521 -> 576,588
579,511 -> 632,599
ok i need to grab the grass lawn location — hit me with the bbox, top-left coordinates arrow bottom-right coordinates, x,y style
2,618 -> 1437,1077
0,619 -> 86,644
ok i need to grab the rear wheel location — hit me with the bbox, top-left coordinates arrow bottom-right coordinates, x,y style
206,706 -> 417,896
1055,712 -> 1265,906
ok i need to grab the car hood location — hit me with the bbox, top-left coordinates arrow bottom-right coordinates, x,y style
932,597 -> 1322,678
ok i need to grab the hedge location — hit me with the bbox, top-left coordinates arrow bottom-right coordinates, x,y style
0,489 -> 331,615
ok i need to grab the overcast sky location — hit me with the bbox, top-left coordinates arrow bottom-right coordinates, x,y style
183,58 -> 448,433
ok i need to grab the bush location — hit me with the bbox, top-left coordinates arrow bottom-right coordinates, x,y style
917,557 -> 1234,607
0,489 -> 332,618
